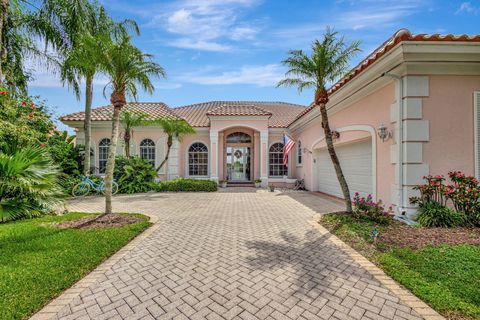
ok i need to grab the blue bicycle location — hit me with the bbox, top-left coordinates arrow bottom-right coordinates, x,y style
72,176 -> 119,197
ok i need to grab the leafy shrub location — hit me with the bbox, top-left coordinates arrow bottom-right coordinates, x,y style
114,156 -> 158,194
411,173 -> 480,227
416,201 -> 465,228
447,171 -> 480,226
155,178 -> 217,192
0,144 -> 64,222
353,193 -> 394,225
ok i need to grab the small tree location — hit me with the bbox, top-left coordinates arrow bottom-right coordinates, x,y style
155,118 -> 195,172
120,108 -> 151,158
99,35 -> 165,215
277,27 -> 361,212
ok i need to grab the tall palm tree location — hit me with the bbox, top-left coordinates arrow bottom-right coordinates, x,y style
99,35 -> 165,215
155,118 -> 195,172
277,28 -> 361,212
60,4 -> 139,175
120,108 -> 151,158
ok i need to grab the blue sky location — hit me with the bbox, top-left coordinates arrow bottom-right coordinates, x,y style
28,0 -> 480,131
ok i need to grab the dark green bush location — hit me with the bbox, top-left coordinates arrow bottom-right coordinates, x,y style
417,202 -> 465,228
114,156 -> 158,194
155,178 -> 217,192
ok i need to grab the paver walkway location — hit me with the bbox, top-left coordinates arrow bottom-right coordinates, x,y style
34,190 -> 431,320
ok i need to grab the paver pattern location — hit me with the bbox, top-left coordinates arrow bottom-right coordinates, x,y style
44,190 -> 425,320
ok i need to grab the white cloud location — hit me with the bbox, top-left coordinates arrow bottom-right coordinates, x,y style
456,2 -> 480,14
148,0 -> 261,51
178,64 -> 284,87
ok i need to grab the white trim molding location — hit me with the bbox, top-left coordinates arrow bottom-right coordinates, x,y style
185,140 -> 210,179
475,91 -> 480,179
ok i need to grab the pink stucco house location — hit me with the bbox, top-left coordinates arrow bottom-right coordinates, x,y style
61,29 -> 480,217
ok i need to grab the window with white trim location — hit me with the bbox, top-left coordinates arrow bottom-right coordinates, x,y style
140,139 -> 156,166
297,140 -> 302,165
98,138 -> 110,174
269,142 -> 288,177
188,142 -> 208,176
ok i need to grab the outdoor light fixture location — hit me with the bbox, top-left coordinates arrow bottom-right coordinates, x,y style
377,123 -> 392,142
331,130 -> 340,141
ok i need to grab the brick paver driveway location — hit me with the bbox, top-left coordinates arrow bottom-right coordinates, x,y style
39,190 -> 429,320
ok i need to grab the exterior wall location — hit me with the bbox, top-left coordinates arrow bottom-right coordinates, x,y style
292,82 -> 396,206
423,75 -> 480,177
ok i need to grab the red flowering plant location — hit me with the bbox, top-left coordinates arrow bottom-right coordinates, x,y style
353,192 -> 394,225
446,171 -> 480,226
410,175 -> 449,207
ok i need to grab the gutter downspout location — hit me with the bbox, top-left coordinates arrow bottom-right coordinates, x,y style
382,73 -> 406,215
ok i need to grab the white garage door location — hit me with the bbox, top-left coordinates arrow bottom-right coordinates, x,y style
316,139 -> 372,199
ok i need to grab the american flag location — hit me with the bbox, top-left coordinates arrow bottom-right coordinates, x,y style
283,134 -> 295,166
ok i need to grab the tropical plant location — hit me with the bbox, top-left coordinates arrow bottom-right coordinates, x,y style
0,144 -> 64,222
352,193 -> 394,225
277,27 -> 361,212
410,175 -> 449,207
120,109 -> 152,158
60,3 -> 139,174
98,35 -> 165,214
113,156 -> 157,194
447,171 -> 480,226
416,201 -> 464,228
155,118 -> 195,172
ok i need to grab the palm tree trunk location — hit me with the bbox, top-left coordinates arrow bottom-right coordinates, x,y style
156,135 -> 172,172
104,98 -> 123,215
124,130 -> 130,158
0,0 -> 9,83
83,75 -> 93,175
317,90 -> 352,212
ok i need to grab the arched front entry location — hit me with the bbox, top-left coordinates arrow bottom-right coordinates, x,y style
225,132 -> 252,181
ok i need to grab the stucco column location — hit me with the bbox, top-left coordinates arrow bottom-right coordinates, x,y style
210,130 -> 219,181
218,132 -> 224,180
260,130 -> 269,187
167,137 -> 180,180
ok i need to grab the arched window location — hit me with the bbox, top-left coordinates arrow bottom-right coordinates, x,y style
269,142 -> 288,177
297,140 -> 302,165
140,139 -> 155,166
98,138 -> 110,174
188,142 -> 208,176
226,132 -> 251,143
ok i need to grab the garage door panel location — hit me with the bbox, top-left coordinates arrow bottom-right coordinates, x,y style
316,140 -> 372,199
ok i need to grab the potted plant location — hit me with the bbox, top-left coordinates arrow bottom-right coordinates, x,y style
269,184 -> 275,192
254,179 -> 262,188
219,180 -> 228,188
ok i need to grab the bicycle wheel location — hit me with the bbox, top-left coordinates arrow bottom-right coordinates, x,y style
100,181 -> 119,195
72,183 -> 91,197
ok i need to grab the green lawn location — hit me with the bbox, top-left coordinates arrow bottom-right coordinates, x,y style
320,214 -> 480,320
0,213 -> 151,320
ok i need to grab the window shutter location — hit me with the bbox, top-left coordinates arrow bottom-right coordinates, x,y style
475,92 -> 480,178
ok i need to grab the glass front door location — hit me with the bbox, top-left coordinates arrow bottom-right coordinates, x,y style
226,147 -> 251,181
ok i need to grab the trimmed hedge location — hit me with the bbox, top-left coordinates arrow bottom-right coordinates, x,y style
155,179 -> 217,192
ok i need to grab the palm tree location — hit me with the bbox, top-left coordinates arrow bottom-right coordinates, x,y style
277,28 -> 361,212
0,144 -> 64,222
120,108 -> 151,158
99,35 -> 165,215
60,4 -> 139,175
155,118 -> 195,172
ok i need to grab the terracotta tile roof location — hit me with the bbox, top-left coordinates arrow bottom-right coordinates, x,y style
173,101 -> 306,128
60,102 -> 179,121
289,29 -> 480,126
206,104 -> 272,117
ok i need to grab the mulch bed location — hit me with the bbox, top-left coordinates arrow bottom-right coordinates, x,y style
381,224 -> 480,250
56,214 -> 141,230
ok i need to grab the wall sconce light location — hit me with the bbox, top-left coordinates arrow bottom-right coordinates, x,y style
331,130 -> 340,141
377,123 -> 392,142
303,147 -> 312,154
